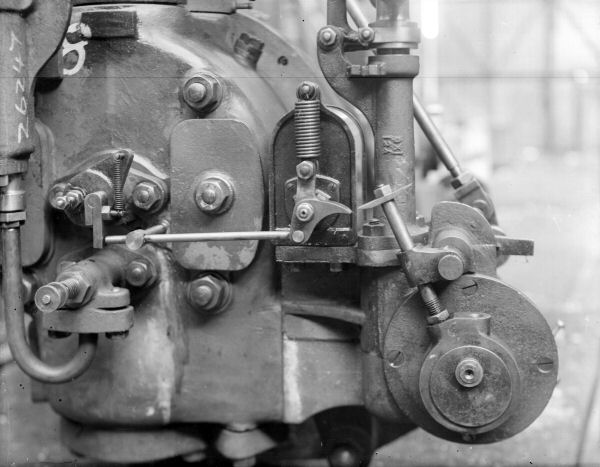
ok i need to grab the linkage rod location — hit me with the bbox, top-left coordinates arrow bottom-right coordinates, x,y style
105,230 -> 291,246
347,0 -> 369,28
413,94 -> 462,178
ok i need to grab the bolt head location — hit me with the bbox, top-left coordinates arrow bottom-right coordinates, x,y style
360,27 -> 374,41
291,230 -> 305,244
295,202 -> 314,222
194,175 -> 234,215
296,161 -> 315,180
133,181 -> 163,212
55,196 -> 67,210
186,82 -> 207,103
187,275 -> 231,314
183,73 -> 223,113
373,184 -> 393,198
126,260 -> 154,288
296,81 -> 320,101
319,27 -> 337,48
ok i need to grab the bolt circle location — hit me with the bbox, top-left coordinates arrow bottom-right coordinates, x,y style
455,358 -> 484,388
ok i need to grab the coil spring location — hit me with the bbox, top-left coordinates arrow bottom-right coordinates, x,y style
112,151 -> 125,213
295,82 -> 321,160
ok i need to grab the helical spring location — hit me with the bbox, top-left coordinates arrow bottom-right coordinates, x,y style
112,151 -> 125,213
295,82 -> 321,160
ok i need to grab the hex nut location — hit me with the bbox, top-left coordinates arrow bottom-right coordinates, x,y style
133,181 -> 164,212
318,27 -> 338,49
194,175 -> 235,215
187,275 -> 232,314
183,73 -> 223,113
56,270 -> 93,307
125,260 -> 156,288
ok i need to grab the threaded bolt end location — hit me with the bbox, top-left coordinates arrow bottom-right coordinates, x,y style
420,285 -> 443,317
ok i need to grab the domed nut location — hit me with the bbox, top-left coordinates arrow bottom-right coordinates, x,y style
182,73 -> 223,113
132,181 -> 165,212
194,175 -> 235,215
187,274 -> 232,314
125,259 -> 156,288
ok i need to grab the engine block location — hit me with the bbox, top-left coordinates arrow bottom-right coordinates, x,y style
0,1 -> 558,465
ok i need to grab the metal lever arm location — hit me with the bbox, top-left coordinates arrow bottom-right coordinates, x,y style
360,185 -> 449,324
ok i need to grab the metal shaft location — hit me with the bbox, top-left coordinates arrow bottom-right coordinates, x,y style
105,230 -> 290,246
347,0 -> 369,28
413,94 -> 462,178
2,227 -> 98,383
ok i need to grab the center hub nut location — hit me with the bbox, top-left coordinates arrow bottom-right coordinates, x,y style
455,357 -> 484,388
194,173 -> 235,215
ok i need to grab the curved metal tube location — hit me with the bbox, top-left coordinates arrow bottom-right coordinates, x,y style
2,227 -> 98,383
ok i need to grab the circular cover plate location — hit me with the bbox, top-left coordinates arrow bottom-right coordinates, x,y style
383,274 -> 559,443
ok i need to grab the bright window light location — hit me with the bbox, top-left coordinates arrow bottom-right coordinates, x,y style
421,0 -> 440,40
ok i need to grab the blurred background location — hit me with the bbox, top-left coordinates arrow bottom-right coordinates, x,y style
2,1 -> 600,466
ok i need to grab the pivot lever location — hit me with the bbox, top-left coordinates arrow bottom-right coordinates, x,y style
289,82 -> 351,244
360,185 -> 449,324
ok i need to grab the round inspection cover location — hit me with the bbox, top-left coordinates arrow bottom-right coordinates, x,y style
382,274 -> 558,443
427,346 -> 512,428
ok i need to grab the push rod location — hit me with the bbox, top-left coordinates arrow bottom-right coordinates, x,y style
413,94 -> 462,178
2,227 -> 98,383
105,230 -> 291,246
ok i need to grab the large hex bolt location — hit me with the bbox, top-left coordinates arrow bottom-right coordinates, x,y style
182,72 -> 223,114
132,181 -> 164,212
194,174 -> 235,215
187,274 -> 232,314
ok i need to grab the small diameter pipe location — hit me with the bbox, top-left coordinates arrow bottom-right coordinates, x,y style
2,227 -> 97,383
347,0 -> 369,28
413,94 -> 462,178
